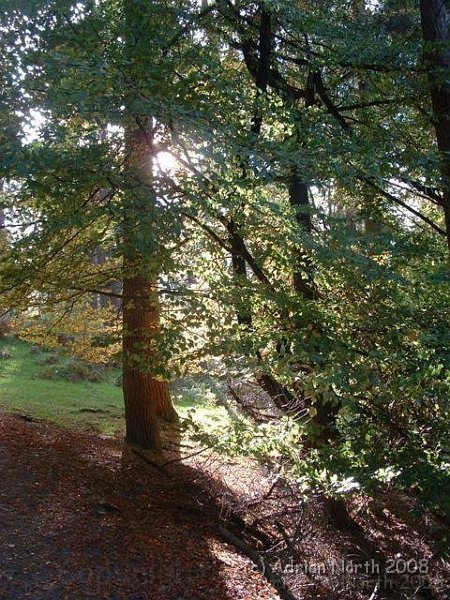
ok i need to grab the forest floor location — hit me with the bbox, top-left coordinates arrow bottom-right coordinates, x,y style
1,410 -> 449,600
0,411 -> 278,600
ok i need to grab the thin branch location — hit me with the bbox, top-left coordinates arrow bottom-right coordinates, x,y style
359,176 -> 447,236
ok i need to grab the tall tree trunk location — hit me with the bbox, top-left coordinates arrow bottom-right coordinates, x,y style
288,172 -> 338,437
420,0 -> 450,252
236,5 -> 338,435
122,272 -> 177,449
122,0 -> 177,450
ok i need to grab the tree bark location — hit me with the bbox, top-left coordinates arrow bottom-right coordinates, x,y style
420,0 -> 450,252
228,219 -> 307,415
122,272 -> 177,449
234,5 -> 338,435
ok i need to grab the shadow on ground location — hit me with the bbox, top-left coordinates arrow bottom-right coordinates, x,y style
0,411 -> 276,600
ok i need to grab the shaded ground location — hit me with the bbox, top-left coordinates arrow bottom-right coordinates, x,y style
0,412 -> 278,600
1,409 -> 448,600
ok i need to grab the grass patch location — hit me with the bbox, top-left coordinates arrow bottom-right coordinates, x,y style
0,336 -> 229,436
0,337 -> 124,434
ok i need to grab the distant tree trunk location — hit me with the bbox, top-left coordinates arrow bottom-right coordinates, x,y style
420,0 -> 450,252
91,246 -> 106,309
91,128 -> 123,311
229,219 -> 253,328
0,181 -> 7,242
90,245 -> 122,310
0,187 -> 12,334
122,0 -> 177,450
288,173 -> 318,300
109,279 -> 122,310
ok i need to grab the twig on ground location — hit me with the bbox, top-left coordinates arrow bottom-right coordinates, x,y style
218,524 -> 299,600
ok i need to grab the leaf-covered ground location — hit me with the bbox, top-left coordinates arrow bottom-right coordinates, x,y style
0,411 -> 278,600
0,407 -> 448,600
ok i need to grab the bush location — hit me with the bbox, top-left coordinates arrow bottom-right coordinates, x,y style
34,354 -> 60,366
38,357 -> 106,383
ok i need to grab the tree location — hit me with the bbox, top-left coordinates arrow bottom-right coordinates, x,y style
170,0 -> 449,509
121,0 -> 178,449
420,0 -> 450,251
0,0 -> 186,449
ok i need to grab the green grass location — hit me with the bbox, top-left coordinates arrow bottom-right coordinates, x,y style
0,336 -> 229,436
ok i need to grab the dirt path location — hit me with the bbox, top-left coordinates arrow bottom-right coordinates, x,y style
0,412 -> 278,600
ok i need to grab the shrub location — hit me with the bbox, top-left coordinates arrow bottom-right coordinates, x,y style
34,354 -> 60,366
38,357 -> 106,383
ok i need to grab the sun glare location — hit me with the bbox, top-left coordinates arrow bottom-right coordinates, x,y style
156,151 -> 178,174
